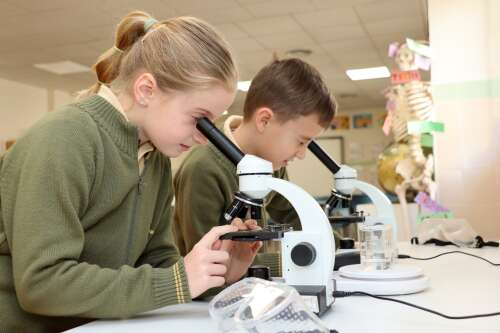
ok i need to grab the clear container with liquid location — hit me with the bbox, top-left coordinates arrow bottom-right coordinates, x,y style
358,224 -> 394,270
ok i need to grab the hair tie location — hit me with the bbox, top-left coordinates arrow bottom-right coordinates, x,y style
113,45 -> 124,54
144,18 -> 159,32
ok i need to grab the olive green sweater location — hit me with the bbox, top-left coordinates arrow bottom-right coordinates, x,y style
0,95 -> 190,332
173,138 -> 302,279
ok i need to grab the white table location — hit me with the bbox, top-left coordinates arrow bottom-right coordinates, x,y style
67,243 -> 500,332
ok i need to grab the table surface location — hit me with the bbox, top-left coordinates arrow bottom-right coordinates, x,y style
67,243 -> 500,333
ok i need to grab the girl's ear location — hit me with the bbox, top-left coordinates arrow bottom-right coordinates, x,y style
253,107 -> 275,133
133,73 -> 157,107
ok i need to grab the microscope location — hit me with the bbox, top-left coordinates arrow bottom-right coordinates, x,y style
196,117 -> 336,315
308,141 -> 397,243
307,141 -> 429,295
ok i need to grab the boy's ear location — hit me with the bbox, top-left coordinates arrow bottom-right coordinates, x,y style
254,107 -> 274,133
133,73 -> 157,107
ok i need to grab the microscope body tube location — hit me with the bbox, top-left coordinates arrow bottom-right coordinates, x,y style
196,117 -> 244,166
308,140 -> 341,174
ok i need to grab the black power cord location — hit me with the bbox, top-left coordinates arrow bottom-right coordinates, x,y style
333,291 -> 500,320
398,251 -> 500,266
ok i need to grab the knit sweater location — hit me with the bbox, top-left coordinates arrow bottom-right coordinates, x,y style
0,95 -> 190,332
172,135 -> 302,279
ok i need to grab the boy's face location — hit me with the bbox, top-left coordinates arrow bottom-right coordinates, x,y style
142,84 -> 235,157
256,112 -> 325,170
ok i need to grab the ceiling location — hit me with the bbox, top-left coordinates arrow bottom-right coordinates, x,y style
0,0 -> 428,111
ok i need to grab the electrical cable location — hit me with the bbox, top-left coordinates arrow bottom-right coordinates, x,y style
398,251 -> 500,266
333,291 -> 500,320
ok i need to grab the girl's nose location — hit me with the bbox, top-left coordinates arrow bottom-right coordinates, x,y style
193,130 -> 209,145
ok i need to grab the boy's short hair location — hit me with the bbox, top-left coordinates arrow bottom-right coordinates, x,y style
243,58 -> 336,127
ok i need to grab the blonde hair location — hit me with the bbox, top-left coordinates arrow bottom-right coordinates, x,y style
79,11 -> 237,98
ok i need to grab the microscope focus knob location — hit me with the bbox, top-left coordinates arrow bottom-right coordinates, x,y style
291,242 -> 316,266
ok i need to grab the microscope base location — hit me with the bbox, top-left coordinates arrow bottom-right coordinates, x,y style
270,279 -> 333,316
292,285 -> 331,316
333,264 -> 429,295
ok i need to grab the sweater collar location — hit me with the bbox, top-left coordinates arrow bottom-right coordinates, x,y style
97,85 -> 129,122
222,115 -> 243,149
77,94 -> 139,158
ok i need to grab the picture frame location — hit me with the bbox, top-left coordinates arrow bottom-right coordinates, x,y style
353,113 -> 373,129
331,115 -> 351,130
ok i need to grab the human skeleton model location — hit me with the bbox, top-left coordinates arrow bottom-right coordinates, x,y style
384,41 -> 435,239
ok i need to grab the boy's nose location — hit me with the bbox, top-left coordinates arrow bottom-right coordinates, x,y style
296,147 -> 307,160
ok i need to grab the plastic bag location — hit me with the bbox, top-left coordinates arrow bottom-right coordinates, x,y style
209,277 -> 331,333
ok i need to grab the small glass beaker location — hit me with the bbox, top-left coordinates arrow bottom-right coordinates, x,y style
264,223 -> 292,253
358,224 -> 394,270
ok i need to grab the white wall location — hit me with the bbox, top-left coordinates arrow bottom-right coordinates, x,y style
53,89 -> 75,111
429,0 -> 500,238
0,78 -> 74,154
0,79 -> 47,153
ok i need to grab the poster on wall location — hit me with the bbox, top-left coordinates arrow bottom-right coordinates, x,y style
376,112 -> 387,127
353,113 -> 373,129
331,115 -> 350,130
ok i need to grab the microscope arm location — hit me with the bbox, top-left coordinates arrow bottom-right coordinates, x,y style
264,177 -> 335,308
347,179 -> 398,243
264,177 -> 334,238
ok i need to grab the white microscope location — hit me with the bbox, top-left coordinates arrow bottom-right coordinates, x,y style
308,141 -> 429,296
197,117 -> 336,316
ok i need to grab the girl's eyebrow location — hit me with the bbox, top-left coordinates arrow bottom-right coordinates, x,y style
197,108 -> 215,119
299,135 -> 313,141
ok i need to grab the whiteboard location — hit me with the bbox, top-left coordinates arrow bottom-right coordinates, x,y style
286,136 -> 344,198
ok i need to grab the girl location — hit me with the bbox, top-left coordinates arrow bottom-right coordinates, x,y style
0,11 -> 261,332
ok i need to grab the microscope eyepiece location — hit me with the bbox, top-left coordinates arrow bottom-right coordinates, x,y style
308,140 -> 341,174
196,117 -> 244,166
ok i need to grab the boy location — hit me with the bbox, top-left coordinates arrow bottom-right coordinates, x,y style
173,58 -> 338,278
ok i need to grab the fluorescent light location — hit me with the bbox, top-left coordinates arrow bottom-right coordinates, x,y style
237,80 -> 251,92
34,60 -> 91,75
346,66 -> 390,81
222,110 -> 229,115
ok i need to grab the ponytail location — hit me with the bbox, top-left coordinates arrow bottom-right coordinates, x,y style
78,11 -> 237,99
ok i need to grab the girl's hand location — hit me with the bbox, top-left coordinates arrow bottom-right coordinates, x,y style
221,218 -> 262,284
183,224 -> 237,298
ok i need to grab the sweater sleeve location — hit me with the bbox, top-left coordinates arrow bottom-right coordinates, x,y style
0,117 -> 189,319
173,154 -> 231,256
